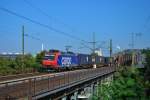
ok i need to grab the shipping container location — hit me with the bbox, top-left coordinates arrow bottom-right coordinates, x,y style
57,54 -> 78,68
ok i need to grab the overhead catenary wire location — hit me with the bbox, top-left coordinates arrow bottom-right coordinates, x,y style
0,7 -> 87,43
24,34 -> 41,41
23,0 -> 85,35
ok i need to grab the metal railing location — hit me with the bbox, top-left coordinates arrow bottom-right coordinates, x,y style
0,67 -> 115,99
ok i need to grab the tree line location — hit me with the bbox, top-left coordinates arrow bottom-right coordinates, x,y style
0,51 -> 46,75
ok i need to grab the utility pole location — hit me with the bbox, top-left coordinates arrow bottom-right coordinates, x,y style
110,39 -> 112,67
22,25 -> 25,70
22,25 -> 24,56
110,39 -> 112,58
129,32 -> 142,66
131,33 -> 135,66
129,33 -> 135,66
131,33 -> 134,49
89,32 -> 96,68
93,32 -> 96,54
86,32 -> 97,68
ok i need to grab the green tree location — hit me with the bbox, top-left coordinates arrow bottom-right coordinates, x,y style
93,67 -> 145,100
142,49 -> 150,97
0,54 -> 40,75
36,50 -> 46,64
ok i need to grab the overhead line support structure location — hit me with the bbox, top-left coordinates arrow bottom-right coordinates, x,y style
22,25 -> 25,69
110,39 -> 112,67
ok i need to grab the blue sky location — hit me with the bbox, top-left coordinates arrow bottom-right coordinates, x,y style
0,0 -> 150,55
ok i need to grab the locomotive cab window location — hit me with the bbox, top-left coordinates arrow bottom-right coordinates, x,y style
44,55 -> 55,60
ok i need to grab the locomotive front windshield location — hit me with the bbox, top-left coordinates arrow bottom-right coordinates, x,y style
44,55 -> 55,60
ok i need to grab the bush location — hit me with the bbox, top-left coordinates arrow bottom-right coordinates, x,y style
0,54 -> 41,75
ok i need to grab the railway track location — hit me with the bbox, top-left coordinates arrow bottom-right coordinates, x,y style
0,69 -> 83,82
0,66 -> 108,82
0,72 -> 45,82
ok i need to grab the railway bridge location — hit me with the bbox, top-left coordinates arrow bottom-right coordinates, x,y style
0,67 -> 115,100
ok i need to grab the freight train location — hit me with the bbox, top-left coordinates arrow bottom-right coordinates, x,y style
42,50 -> 110,71
113,49 -> 144,67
